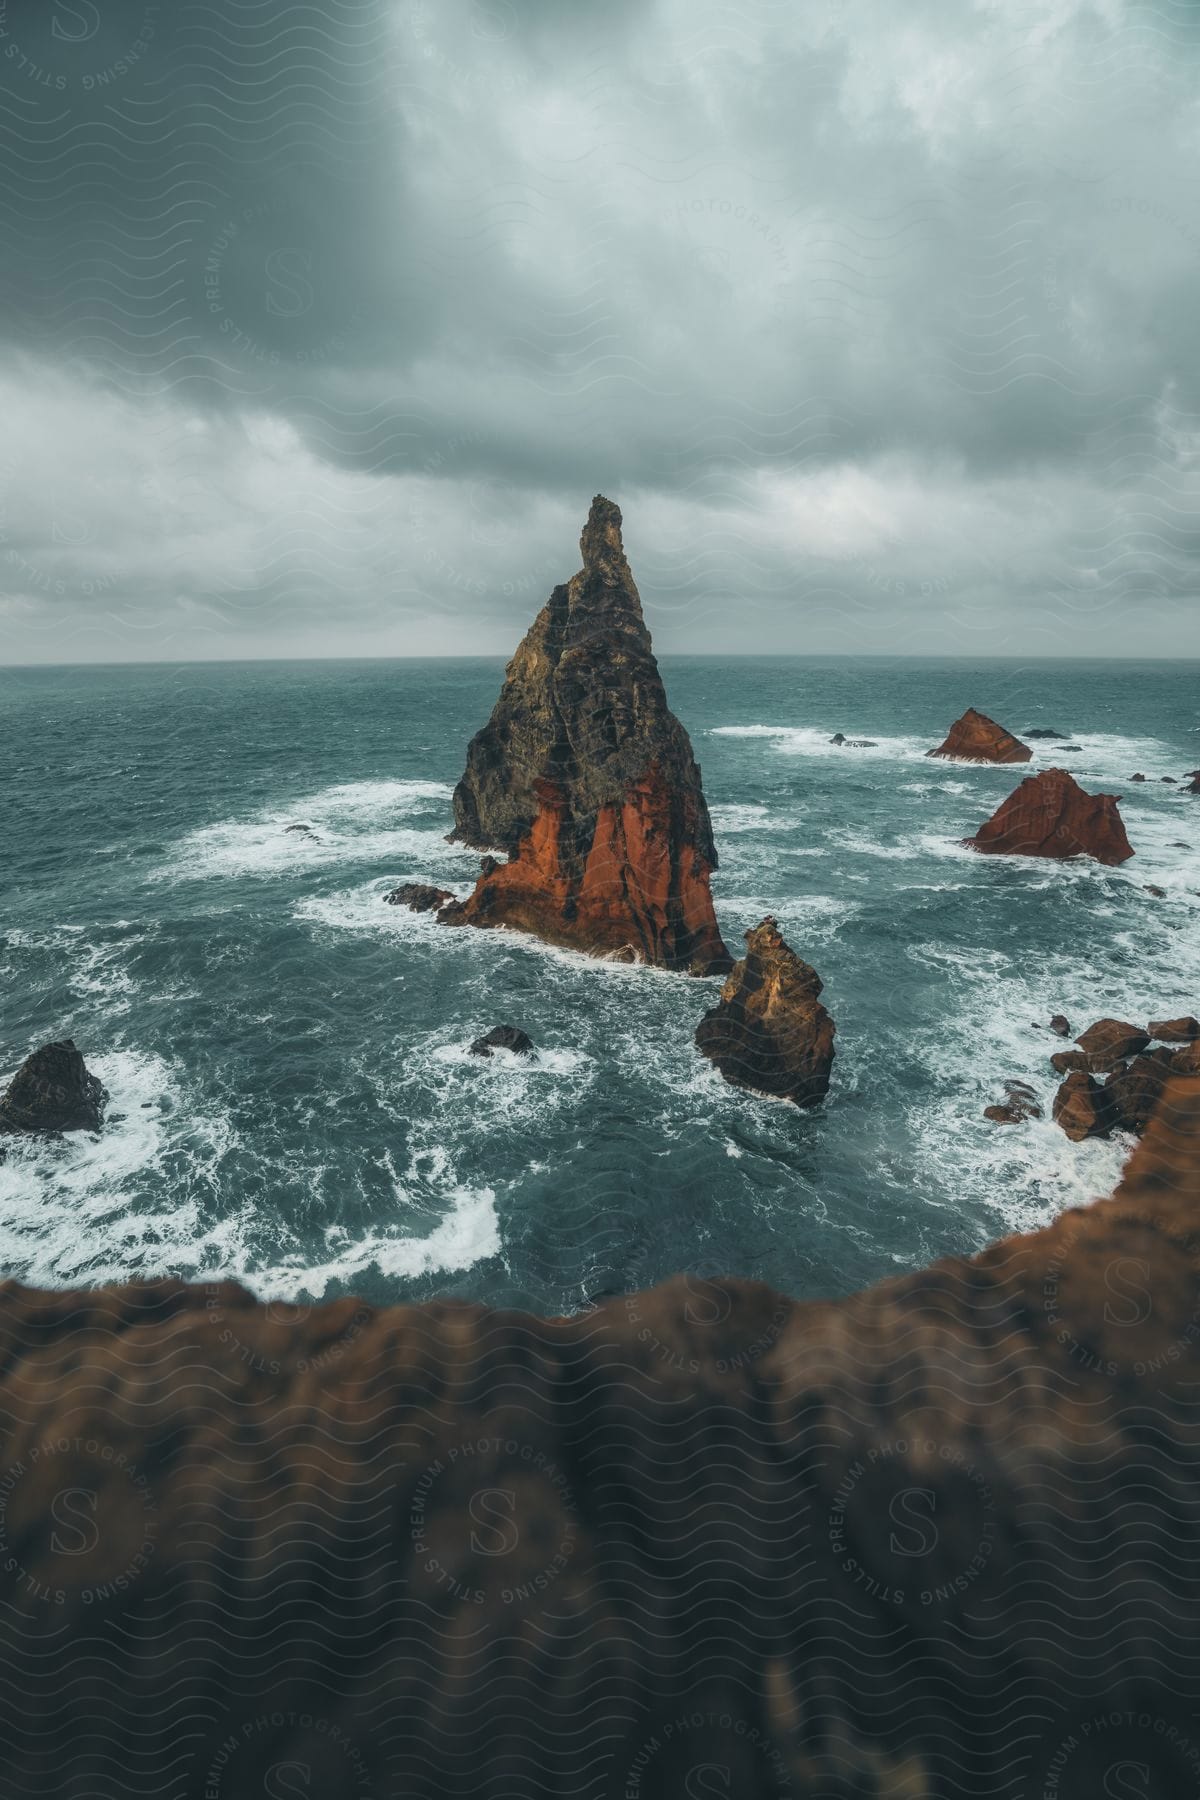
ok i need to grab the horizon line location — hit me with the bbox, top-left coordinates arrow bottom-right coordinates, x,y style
4,650 -> 1200,672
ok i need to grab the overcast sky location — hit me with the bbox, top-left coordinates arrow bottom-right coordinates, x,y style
1,0 -> 1198,661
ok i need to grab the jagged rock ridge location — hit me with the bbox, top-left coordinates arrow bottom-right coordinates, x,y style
442,497 -> 730,973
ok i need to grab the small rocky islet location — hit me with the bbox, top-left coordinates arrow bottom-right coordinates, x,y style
0,1039 -> 106,1154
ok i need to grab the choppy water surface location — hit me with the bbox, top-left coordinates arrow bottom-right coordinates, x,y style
1,656 -> 1197,1313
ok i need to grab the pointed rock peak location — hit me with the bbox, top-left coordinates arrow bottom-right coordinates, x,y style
578,494 -> 628,582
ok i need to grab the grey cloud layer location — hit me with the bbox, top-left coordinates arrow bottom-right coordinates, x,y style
0,0 -> 1198,660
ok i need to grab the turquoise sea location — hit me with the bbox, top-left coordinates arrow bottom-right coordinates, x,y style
1,656 -> 1197,1313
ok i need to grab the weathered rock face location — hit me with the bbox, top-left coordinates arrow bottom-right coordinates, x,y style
0,1039 -> 105,1135
1104,1049 -> 1175,1132
1185,769 -> 1200,794
0,1086 -> 1198,1796
1052,1069 -> 1117,1140
1047,1016 -> 1199,1142
442,498 -> 730,975
927,708 -> 1031,763
695,916 -> 835,1105
966,767 -> 1135,865
1076,1018 -> 1151,1068
1150,1016 -> 1200,1043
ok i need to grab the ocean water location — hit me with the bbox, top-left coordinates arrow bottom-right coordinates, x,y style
1,656 -> 1197,1315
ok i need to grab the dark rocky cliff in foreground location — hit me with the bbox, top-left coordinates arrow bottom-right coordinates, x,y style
0,1080 -> 1198,1796
442,497 -> 731,973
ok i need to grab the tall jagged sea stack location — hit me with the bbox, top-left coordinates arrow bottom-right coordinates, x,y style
442,497 -> 731,973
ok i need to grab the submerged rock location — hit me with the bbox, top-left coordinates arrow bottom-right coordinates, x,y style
0,1039 -> 106,1136
984,1080 -> 1042,1124
966,768 -> 1134,866
1023,727 -> 1067,739
469,1025 -> 534,1058
441,497 -> 731,975
927,708 -> 1031,764
695,917 -> 835,1107
384,882 -> 453,912
829,732 -> 878,747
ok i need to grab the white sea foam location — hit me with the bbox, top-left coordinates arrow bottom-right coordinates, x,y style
156,778 -> 470,882
0,1047 -> 230,1286
711,723 -> 1195,789
711,724 -> 931,761
262,1184 -> 501,1302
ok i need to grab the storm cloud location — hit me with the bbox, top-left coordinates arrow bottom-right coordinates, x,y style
1,0 -> 1198,660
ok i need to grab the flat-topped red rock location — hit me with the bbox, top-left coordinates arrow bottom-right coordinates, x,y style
441,497 -> 731,974
966,767 -> 1134,865
927,707 -> 1032,764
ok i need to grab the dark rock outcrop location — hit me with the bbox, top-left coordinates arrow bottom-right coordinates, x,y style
441,497 -> 730,975
1046,1017 -> 1199,1142
1023,727 -> 1067,739
1130,772 -> 1146,782
830,732 -> 878,747
1075,1018 -> 1151,1067
965,767 -> 1134,865
1052,1069 -> 1117,1140
469,1024 -> 534,1058
1185,769 -> 1200,794
384,882 -> 454,912
0,1039 -> 105,1136
1150,1016 -> 1200,1043
0,1086 -> 1198,1796
695,916 -> 835,1106
1104,1048 -> 1175,1133
1049,1013 -> 1071,1037
927,708 -> 1031,763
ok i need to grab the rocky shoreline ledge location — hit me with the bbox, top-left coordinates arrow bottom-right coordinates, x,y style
0,1080 -> 1196,1794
